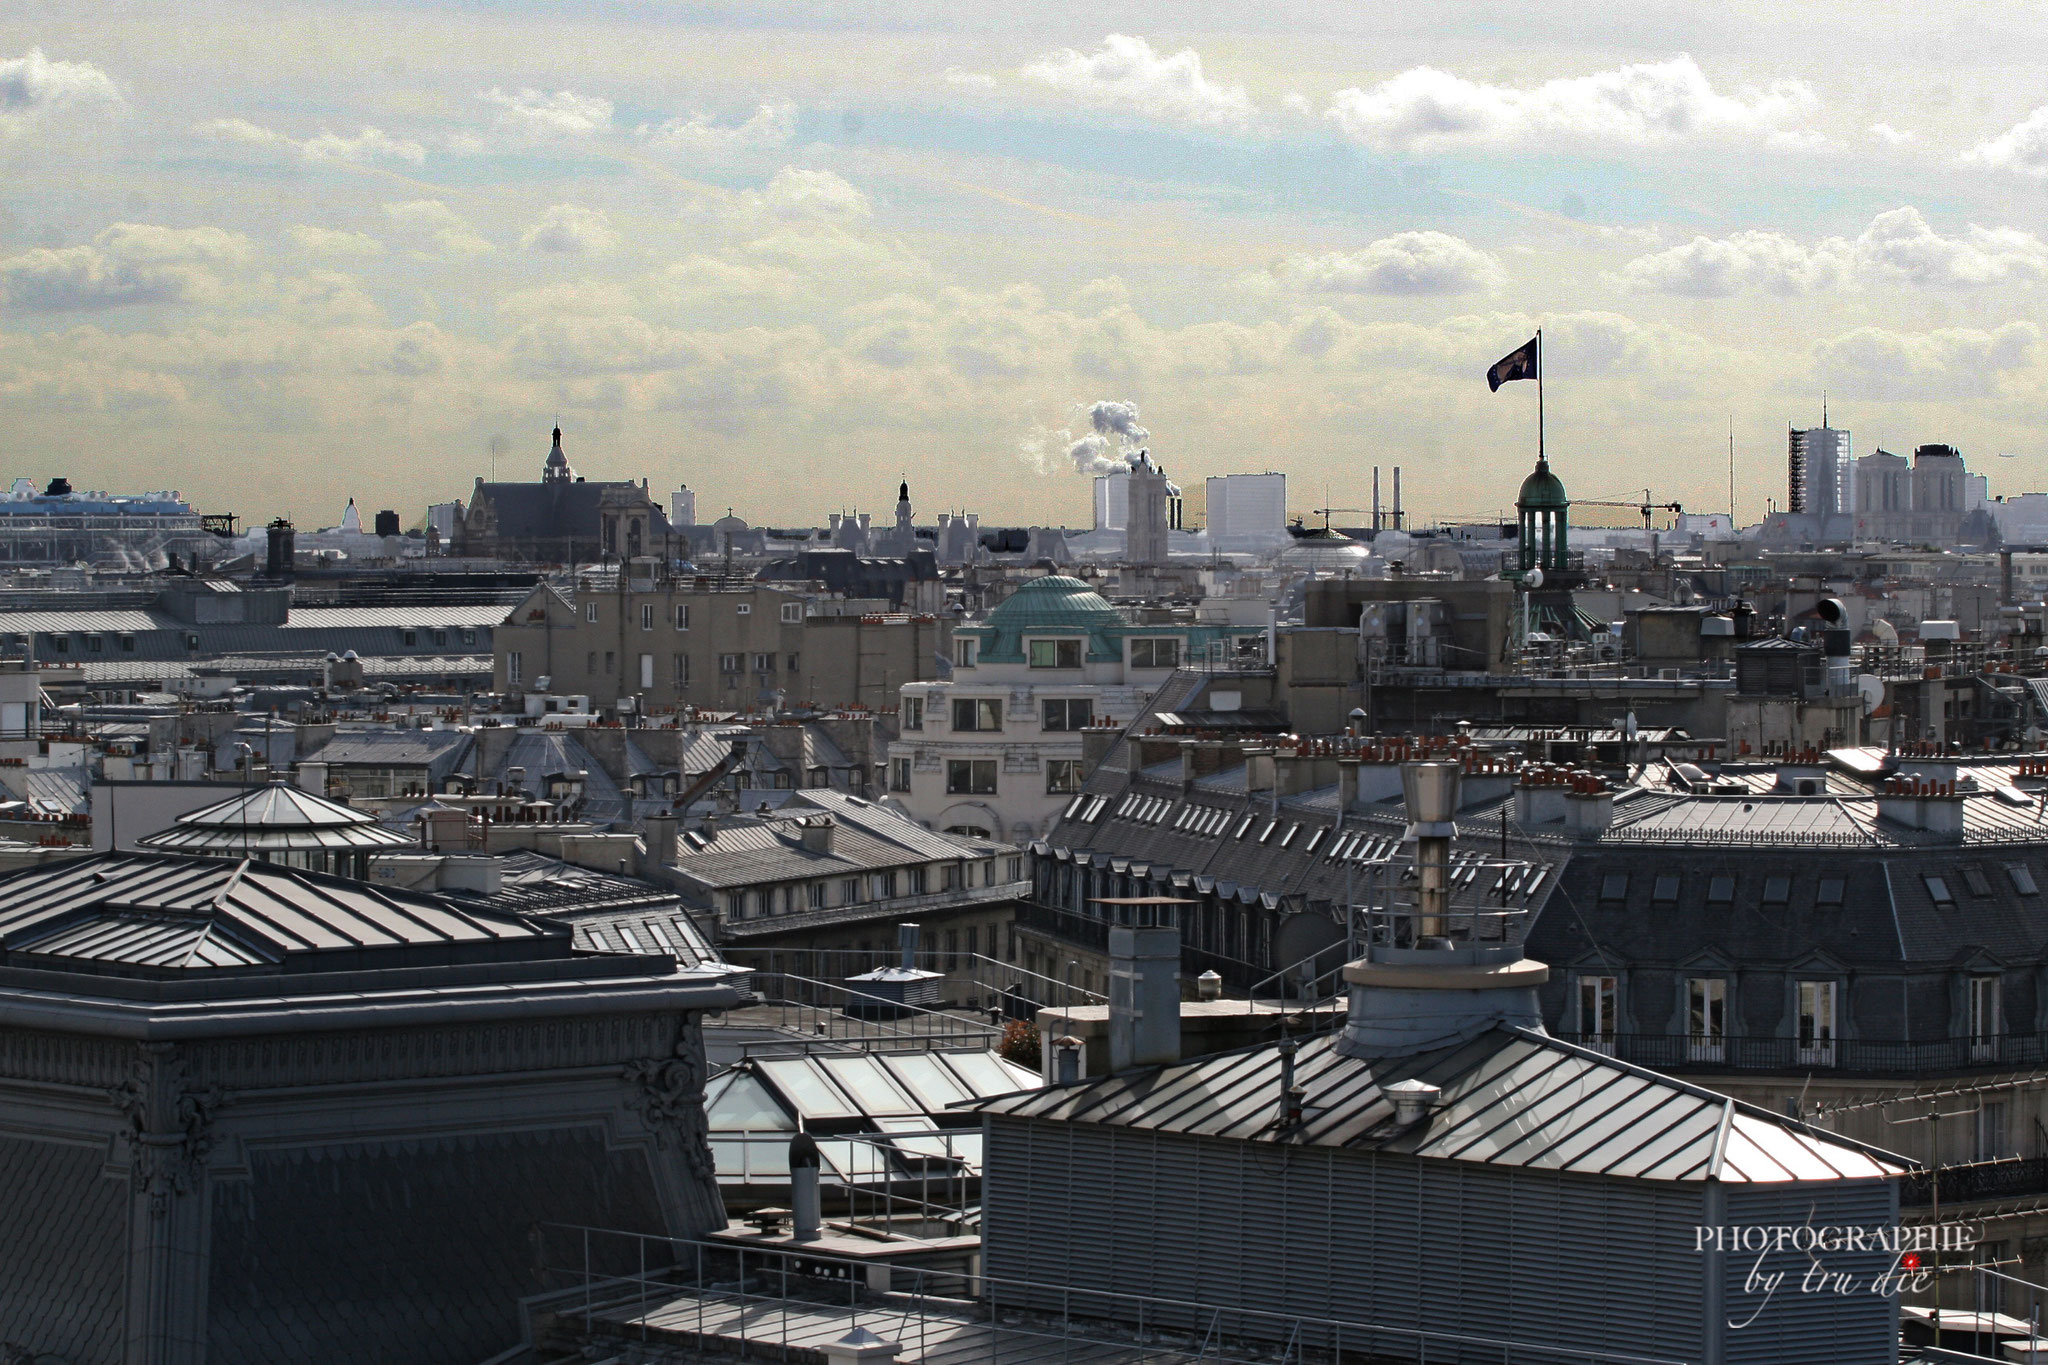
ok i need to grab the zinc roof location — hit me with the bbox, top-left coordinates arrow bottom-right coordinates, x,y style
968,1027 -> 1906,1185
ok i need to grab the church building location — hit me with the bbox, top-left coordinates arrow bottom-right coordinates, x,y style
455,427 -> 676,565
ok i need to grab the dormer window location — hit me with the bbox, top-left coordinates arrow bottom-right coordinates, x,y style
1029,638 -> 1082,669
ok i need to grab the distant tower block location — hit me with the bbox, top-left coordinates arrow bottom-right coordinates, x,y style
671,485 -> 696,527
1125,453 -> 1171,565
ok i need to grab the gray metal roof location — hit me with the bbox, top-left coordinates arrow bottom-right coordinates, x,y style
0,854 -> 561,973
968,1027 -> 1906,1184
136,782 -> 413,853
279,605 -> 507,629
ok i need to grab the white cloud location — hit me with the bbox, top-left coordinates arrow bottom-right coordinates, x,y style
481,86 -> 613,137
1964,106 -> 2048,176
1815,322 -> 2039,400
1325,55 -> 1818,153
196,117 -> 425,165
0,223 -> 251,310
381,200 -> 492,257
637,101 -> 794,155
1268,232 -> 1506,296
1616,207 -> 2048,296
751,166 -> 870,220
1023,34 -> 1254,128
286,226 -> 383,258
943,68 -> 997,90
0,48 -> 121,137
520,204 -> 619,255
1868,122 -> 1915,146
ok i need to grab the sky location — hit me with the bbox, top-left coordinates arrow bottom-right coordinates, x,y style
5,2 -> 2048,532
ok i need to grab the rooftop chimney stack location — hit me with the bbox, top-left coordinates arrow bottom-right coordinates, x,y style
898,922 -> 920,972
1107,905 -> 1180,1073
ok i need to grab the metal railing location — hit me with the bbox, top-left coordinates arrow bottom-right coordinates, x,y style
723,947 -> 1107,1016
733,970 -> 1002,1054
711,1130 -> 978,1236
532,1226 -> 1692,1365
717,880 -> 1032,941
1901,1155 -> 2048,1208
1557,1030 -> 2045,1077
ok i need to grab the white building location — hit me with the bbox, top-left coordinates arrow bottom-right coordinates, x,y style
672,485 -> 697,528
1204,472 -> 1287,550
888,576 -> 1233,842
1092,472 -> 1130,532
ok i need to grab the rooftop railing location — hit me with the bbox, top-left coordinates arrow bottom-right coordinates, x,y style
1556,1030 -> 2044,1077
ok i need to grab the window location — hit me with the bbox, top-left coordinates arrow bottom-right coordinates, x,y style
1961,865 -> 1993,897
640,604 -> 654,630
401,629 -> 416,646
1816,877 -> 1845,907
675,604 -> 691,630
432,629 -> 447,646
585,603 -> 598,623
890,757 -> 912,792
1578,975 -> 1617,1050
952,697 -> 1002,731
1797,980 -> 1837,1066
909,866 -> 928,895
1925,875 -> 1955,906
780,602 -> 803,624
2011,864 -> 2040,896
809,883 -> 826,909
752,652 -> 774,672
1761,875 -> 1791,906
946,759 -> 997,794
871,871 -> 896,900
736,603 -> 751,616
49,636 -> 67,654
638,653 -> 654,688
1042,698 -> 1094,731
672,654 -> 688,685
1598,873 -> 1629,903
1687,977 -> 1727,1063
1028,638 -> 1082,669
1008,856 -> 1021,880
1978,1099 -> 2010,1162
1707,875 -> 1735,904
603,650 -> 615,674
943,863 -> 960,890
902,697 -> 924,730
1047,759 -> 1083,794
719,653 -> 741,673
507,651 -> 522,684
787,653 -> 799,672
585,651 -> 596,673
1653,873 -> 1680,904
954,637 -> 978,668
841,878 -> 860,904
1130,637 -> 1180,669
85,635 -> 102,653
1970,975 -> 2002,1062
119,634 -> 135,651
462,629 -> 476,646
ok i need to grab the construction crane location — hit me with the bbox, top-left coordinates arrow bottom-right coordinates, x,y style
1573,488 -> 1683,532
1306,507 -> 1375,530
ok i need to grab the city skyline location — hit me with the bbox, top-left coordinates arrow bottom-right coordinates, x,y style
5,3 -> 2048,527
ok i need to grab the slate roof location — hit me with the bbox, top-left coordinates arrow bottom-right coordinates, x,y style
136,782 -> 414,855
968,1027 -> 1906,1184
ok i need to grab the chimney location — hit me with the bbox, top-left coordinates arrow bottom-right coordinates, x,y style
1054,1035 -> 1083,1085
1108,906 -> 1180,1073
798,815 -> 835,854
898,922 -> 920,971
1392,466 -> 1402,530
789,1133 -> 822,1241
642,810 -> 677,878
1402,760 -> 1461,941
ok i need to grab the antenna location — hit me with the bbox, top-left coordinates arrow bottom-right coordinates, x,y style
1822,390 -> 1828,429
1729,417 -> 1736,524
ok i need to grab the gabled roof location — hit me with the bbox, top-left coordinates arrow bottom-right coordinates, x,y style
967,1027 -> 1906,1185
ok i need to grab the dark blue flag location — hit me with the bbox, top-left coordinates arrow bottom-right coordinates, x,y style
1487,336 -> 1539,391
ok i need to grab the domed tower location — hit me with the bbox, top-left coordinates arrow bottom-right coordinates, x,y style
1515,457 -> 1569,576
543,426 -> 574,485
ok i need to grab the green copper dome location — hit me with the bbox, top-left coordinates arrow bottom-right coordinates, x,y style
984,576 -> 1123,630
1517,459 -> 1569,509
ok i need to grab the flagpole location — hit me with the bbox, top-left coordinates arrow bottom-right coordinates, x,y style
1536,327 -> 1545,467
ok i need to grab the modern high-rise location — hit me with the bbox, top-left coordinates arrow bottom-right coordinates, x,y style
1788,424 -> 1852,517
1203,472 -> 1287,548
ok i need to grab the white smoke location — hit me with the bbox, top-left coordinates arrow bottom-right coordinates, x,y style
1070,399 -> 1148,474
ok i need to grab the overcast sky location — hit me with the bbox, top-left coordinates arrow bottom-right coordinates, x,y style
5,2 -> 2048,530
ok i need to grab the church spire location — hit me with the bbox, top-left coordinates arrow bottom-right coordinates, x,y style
543,426 -> 573,483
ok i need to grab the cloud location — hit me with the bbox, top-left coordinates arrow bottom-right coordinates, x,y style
1268,232 -> 1506,295
481,86 -> 613,137
1815,322 -> 2039,400
750,166 -> 870,220
1023,34 -> 1254,128
0,48 -> 121,137
520,204 -> 619,255
637,101 -> 794,155
286,225 -> 383,258
1325,55 -> 1818,153
943,67 -> 997,90
196,117 -> 425,165
382,200 -> 492,256
1615,207 -> 2048,296
1868,122 -> 1915,146
1964,106 -> 2048,176
0,223 -> 251,310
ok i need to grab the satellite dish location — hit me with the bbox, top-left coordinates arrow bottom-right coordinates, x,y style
1526,568 -> 1545,590
1857,674 -> 1884,716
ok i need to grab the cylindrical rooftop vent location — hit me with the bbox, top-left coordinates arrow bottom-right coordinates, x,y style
1384,1078 -> 1441,1127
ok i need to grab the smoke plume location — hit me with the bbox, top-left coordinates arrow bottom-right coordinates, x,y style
1069,399 -> 1148,474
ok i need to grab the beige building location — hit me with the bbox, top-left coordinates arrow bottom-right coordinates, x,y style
492,578 -> 949,717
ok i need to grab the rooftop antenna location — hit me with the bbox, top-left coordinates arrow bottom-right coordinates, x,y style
1729,416 -> 1736,524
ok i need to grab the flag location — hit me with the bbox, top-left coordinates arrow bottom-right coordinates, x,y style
1487,336 -> 1539,391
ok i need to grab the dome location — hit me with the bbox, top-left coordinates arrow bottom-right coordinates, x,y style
984,575 -> 1124,632
1278,531 -> 1372,572
1518,459 -> 1569,509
